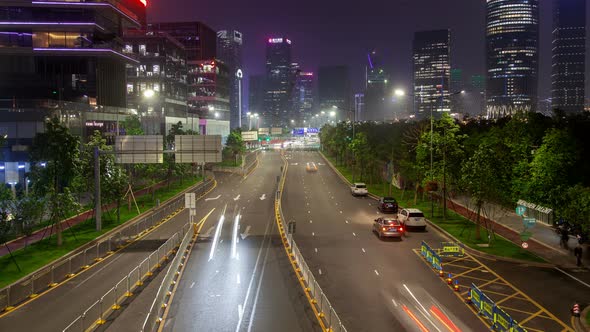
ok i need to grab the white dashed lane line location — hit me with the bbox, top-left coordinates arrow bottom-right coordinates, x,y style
374,270 -> 380,276
361,248 -> 366,253
314,248 -> 318,253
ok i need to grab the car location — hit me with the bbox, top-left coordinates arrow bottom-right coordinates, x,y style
306,162 -> 318,172
378,197 -> 399,213
351,182 -> 368,196
398,208 -> 427,231
373,217 -> 404,239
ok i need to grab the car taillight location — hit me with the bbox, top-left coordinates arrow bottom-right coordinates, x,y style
382,227 -> 386,231
399,227 -> 403,232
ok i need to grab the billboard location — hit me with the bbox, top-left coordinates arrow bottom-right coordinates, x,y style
175,135 -> 222,163
258,127 -> 270,135
115,135 -> 163,164
292,128 -> 320,136
271,127 -> 283,136
242,131 -> 259,142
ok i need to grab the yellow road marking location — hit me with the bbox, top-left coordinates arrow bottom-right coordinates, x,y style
456,274 -> 497,283
494,292 -> 519,305
446,256 -> 471,265
0,180 -> 217,318
453,266 -> 485,277
501,306 -> 554,320
518,309 -> 544,325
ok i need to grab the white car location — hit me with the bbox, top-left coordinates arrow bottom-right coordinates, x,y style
350,183 -> 368,196
398,208 -> 427,231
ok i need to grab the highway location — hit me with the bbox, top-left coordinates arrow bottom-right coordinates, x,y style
160,150 -> 319,332
282,150 -> 488,331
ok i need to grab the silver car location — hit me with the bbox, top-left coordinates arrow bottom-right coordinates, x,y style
373,217 -> 404,239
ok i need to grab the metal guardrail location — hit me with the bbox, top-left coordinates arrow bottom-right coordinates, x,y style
275,156 -> 347,332
140,221 -> 194,332
0,178 -> 214,313
62,222 -> 191,332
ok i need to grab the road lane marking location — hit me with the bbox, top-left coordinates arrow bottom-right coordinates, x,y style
314,248 -> 318,253
231,213 -> 240,259
259,194 -> 266,200
309,220 -> 313,223
318,269 -> 322,275
555,267 -> 590,289
353,232 -> 357,237
392,299 -> 398,307
237,274 -> 241,285
240,225 -> 251,240
308,211 -> 311,214
233,194 -> 241,201
238,304 -> 243,319
339,211 -> 343,214
374,270 -> 380,276
345,220 -> 349,224
362,248 -> 366,253
312,232 -> 315,237
205,194 -> 221,201
190,282 -> 195,289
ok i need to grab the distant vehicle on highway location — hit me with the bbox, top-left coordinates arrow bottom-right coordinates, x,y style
306,162 -> 318,172
398,208 -> 427,231
351,182 -> 368,196
373,217 -> 404,239
378,197 -> 398,213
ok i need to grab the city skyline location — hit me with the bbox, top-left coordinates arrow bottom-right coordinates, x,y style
148,0 -> 590,109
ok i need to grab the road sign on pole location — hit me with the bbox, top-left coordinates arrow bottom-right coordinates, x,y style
185,193 -> 196,209
521,242 -> 529,249
516,205 -> 526,216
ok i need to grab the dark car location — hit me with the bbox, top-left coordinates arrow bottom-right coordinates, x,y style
378,197 -> 399,213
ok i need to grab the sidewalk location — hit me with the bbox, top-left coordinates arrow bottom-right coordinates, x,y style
0,179 -> 172,258
447,194 -> 590,269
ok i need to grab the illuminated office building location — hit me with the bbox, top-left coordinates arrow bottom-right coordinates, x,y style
217,30 -> 243,128
364,50 -> 389,121
296,72 -> 314,122
486,0 -> 539,118
264,37 -> 293,127
551,0 -> 586,114
413,29 -> 451,117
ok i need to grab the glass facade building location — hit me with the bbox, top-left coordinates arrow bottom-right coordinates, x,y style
217,30 -> 243,129
264,37 -> 293,128
0,0 -> 146,108
364,50 -> 389,121
123,28 -> 190,135
551,0 -> 586,114
413,29 -> 451,117
295,72 -> 314,123
486,0 -> 539,118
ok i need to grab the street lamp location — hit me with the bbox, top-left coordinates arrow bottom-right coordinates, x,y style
329,111 -> 336,117
394,89 -> 405,97
143,89 -> 155,98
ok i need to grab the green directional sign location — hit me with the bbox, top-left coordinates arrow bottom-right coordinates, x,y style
523,217 -> 536,227
516,205 -> 526,216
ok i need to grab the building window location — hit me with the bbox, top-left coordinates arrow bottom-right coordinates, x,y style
127,83 -> 134,94
32,32 -> 48,47
139,44 -> 146,55
124,44 -> 133,53
153,64 -> 160,75
153,83 -> 160,92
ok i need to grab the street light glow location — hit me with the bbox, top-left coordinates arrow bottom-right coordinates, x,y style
329,111 -> 336,117
394,89 -> 405,97
143,89 -> 155,98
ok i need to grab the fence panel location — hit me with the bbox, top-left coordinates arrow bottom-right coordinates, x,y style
32,267 -> 52,294
81,300 -> 101,331
0,288 -> 9,312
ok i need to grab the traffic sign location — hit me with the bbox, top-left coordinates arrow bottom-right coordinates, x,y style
523,217 -> 536,227
521,242 -> 529,249
516,205 -> 526,216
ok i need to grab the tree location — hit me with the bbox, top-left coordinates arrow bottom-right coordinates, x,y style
29,117 -> 80,246
559,185 -> 590,236
461,142 -> 509,241
12,197 -> 45,246
122,115 -> 144,135
225,129 -> 246,164
103,164 -> 129,224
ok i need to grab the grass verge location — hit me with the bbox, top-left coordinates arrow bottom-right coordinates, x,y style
0,177 -> 202,289
323,153 -> 545,263
586,309 -> 590,327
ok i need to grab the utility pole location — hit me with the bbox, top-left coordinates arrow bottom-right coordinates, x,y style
94,146 -> 102,232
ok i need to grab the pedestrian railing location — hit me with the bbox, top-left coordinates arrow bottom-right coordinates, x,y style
62,222 -> 192,332
140,221 -> 194,332
275,160 -> 347,332
0,178 -> 214,313
469,284 -> 527,332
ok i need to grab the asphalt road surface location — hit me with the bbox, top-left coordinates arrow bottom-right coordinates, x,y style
0,183 -> 205,331
161,150 -> 319,332
282,150 -> 488,332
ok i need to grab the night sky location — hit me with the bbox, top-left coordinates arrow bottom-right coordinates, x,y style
148,0 -> 590,106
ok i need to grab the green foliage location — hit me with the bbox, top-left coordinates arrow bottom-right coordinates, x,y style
122,115 -> 144,135
12,197 -> 44,238
29,117 -> 80,196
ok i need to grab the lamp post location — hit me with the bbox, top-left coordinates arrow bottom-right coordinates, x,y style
236,69 -> 243,129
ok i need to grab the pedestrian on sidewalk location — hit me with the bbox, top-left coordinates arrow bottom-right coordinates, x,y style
561,229 -> 570,249
574,244 -> 583,267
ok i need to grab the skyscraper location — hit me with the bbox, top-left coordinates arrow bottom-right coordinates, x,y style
413,29 -> 451,117
249,75 -> 266,118
318,65 -> 350,119
467,75 -> 486,116
354,93 -> 365,122
264,37 -> 293,127
217,30 -> 244,128
551,0 -> 586,114
295,72 -> 314,123
486,0 -> 539,118
153,22 -> 229,137
364,51 -> 389,121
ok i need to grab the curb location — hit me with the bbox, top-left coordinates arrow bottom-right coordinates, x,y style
318,151 -> 554,268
